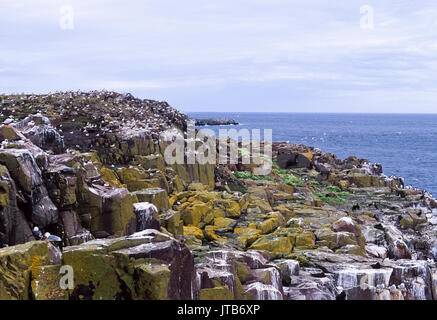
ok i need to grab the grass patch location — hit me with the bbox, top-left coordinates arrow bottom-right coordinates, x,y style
313,185 -> 350,205
282,174 -> 304,187
310,179 -> 320,186
233,171 -> 273,181
325,186 -> 342,193
313,192 -> 348,205
272,169 -> 305,187
273,169 -> 287,175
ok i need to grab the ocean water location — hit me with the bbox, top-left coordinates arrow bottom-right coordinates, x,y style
188,112 -> 437,197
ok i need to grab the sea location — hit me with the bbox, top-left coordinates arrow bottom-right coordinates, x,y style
188,112 -> 437,197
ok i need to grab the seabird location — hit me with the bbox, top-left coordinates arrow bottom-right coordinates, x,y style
3,118 -> 14,126
47,234 -> 62,242
32,226 -> 42,239
398,283 -> 406,290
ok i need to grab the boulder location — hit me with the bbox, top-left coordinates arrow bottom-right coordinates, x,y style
135,154 -> 165,172
181,203 -> 211,228
59,210 -> 94,246
132,187 -> 170,212
388,239 -> 412,260
0,241 -> 61,300
0,165 -> 34,246
159,210 -> 183,237
365,244 -> 388,259
117,167 -> 154,192
243,282 -> 283,300
16,115 -> 65,154
0,149 -> 58,227
31,265 -> 68,300
62,230 -> 195,300
45,162 -> 78,209
133,202 -> 160,231
78,184 -> 137,237
277,150 -> 312,170
284,271 -> 336,300
250,235 -> 293,256
134,263 -> 171,300
0,125 -> 23,141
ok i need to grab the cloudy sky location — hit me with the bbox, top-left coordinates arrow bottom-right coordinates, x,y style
1,0 -> 437,112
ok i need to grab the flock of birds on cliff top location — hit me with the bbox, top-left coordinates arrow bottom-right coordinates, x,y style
0,90 -> 189,137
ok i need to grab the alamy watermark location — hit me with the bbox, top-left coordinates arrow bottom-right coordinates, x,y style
60,5 -> 75,30
161,121 -> 273,175
59,265 -> 74,290
360,5 -> 374,30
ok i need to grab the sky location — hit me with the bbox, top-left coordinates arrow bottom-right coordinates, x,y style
1,0 -> 437,113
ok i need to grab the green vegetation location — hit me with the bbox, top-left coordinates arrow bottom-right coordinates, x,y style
272,169 -> 287,175
313,185 -> 350,205
272,169 -> 305,187
310,179 -> 320,186
313,192 -> 348,205
237,148 -> 251,158
282,174 -> 304,187
233,171 -> 273,181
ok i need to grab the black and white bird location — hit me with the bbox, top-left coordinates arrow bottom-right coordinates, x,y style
43,232 -> 62,243
32,226 -> 42,239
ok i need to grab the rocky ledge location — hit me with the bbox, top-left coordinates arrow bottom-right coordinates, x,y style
0,91 -> 436,300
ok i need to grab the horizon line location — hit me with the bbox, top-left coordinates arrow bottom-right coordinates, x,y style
184,111 -> 437,115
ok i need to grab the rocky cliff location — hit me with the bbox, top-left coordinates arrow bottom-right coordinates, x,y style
0,91 -> 436,300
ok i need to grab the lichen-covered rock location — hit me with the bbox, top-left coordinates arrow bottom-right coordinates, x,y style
184,225 -> 204,240
159,210 -> 183,237
132,188 -> 169,212
250,235 -> 293,256
62,229 -> 195,300
135,154 -> 165,172
199,286 -> 234,300
117,167 -> 155,192
213,199 -> 241,218
181,203 -> 211,228
45,162 -> 78,209
78,184 -> 137,237
294,231 -> 316,250
134,263 -> 171,300
31,265 -> 68,300
0,125 -> 22,141
0,241 -> 60,300
234,227 -> 262,247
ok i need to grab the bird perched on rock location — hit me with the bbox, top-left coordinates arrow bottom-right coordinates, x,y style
376,284 -> 385,289
398,283 -> 406,290
42,232 -> 62,243
3,118 -> 14,126
32,226 -> 42,240
389,285 -> 397,291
